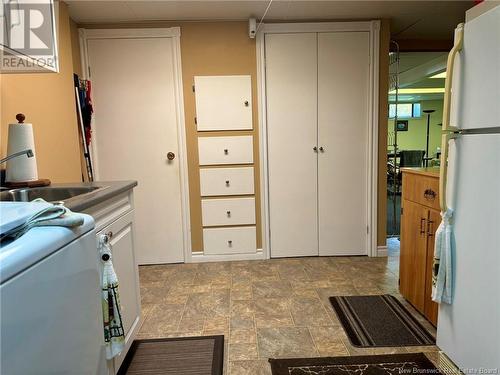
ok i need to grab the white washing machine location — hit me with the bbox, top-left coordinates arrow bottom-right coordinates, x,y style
0,202 -> 107,375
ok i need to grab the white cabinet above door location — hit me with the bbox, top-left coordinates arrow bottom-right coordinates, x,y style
194,75 -> 253,131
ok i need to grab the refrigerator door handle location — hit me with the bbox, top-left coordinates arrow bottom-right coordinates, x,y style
439,132 -> 460,212
442,23 -> 464,132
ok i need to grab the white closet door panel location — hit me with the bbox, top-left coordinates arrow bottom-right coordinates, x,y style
202,197 -> 256,226
198,136 -> 253,165
265,33 -> 319,258
195,75 -> 253,131
318,32 -> 369,256
200,167 -> 254,196
203,226 -> 257,255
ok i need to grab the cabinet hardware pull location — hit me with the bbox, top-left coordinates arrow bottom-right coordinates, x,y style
313,146 -> 318,152
225,180 -> 230,186
228,240 -> 233,246
424,189 -> 436,200
427,220 -> 434,237
420,218 -> 426,234
224,149 -> 228,155
227,211 -> 231,217
167,152 -> 175,161
319,146 -> 324,152
244,101 -> 249,107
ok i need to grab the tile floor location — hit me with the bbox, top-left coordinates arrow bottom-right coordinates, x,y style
137,255 -> 439,375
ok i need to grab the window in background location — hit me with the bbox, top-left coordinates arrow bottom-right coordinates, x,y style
389,103 -> 421,119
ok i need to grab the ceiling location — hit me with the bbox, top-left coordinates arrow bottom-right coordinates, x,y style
67,0 -> 474,40
390,52 -> 447,102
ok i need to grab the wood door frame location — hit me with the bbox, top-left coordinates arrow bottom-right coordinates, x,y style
79,27 -> 192,262
256,21 -> 380,258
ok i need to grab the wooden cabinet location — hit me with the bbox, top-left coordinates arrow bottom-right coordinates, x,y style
400,169 -> 440,326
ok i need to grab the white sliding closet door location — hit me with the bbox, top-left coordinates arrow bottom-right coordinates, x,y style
265,33 -> 319,258
317,32 -> 370,256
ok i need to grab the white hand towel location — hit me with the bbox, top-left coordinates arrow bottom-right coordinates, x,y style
99,235 -> 125,359
432,209 -> 454,304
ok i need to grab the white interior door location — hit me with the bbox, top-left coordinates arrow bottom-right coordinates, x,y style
317,32 -> 370,256
265,33 -> 319,258
88,37 -> 185,264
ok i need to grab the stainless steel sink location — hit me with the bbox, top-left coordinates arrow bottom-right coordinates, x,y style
0,186 -> 102,203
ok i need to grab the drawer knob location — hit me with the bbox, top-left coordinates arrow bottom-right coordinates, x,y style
228,240 -> 233,246
225,180 -> 230,186
244,100 -> 249,107
424,189 -> 436,200
226,211 -> 231,217
224,149 -> 229,155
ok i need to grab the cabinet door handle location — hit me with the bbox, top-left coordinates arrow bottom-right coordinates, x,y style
228,240 -> 233,246
225,180 -> 230,186
226,211 -> 231,217
313,146 -> 318,152
319,146 -> 324,152
427,220 -> 434,237
420,218 -> 426,235
224,149 -> 229,155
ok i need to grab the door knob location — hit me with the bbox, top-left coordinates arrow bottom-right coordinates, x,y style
313,146 -> 318,152
319,146 -> 324,152
167,152 -> 175,161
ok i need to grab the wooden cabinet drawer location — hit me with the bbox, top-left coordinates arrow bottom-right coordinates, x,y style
203,226 -> 257,255
202,197 -> 256,226
200,167 -> 254,196
402,172 -> 440,210
198,136 -> 253,165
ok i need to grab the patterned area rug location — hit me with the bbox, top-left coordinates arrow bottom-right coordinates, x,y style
330,295 -> 435,347
269,353 -> 441,375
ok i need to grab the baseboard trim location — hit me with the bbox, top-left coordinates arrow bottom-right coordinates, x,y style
377,245 -> 388,257
190,249 -> 265,263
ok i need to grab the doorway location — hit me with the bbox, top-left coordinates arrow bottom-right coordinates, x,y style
387,49 -> 447,250
82,28 -> 190,264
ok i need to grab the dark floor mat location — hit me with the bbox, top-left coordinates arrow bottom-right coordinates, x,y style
270,352 -> 441,375
117,336 -> 224,375
330,294 -> 435,347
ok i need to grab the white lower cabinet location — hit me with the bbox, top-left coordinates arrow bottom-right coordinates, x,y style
83,190 -> 141,374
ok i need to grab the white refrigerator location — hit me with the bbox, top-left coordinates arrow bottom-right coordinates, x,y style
437,3 -> 500,371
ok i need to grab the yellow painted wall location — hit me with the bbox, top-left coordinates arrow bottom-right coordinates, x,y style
387,100 -> 444,158
0,2 -> 83,183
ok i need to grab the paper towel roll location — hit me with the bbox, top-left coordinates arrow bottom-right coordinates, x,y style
6,123 -> 38,182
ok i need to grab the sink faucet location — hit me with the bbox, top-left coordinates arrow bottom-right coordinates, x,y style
0,149 -> 34,165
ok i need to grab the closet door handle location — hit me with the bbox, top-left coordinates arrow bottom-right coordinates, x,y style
313,146 -> 318,152
319,146 -> 324,152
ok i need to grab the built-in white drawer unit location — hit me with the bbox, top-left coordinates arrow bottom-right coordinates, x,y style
202,197 -> 256,227
203,226 -> 257,255
194,75 -> 253,131
200,167 -> 254,196
198,136 -> 253,165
